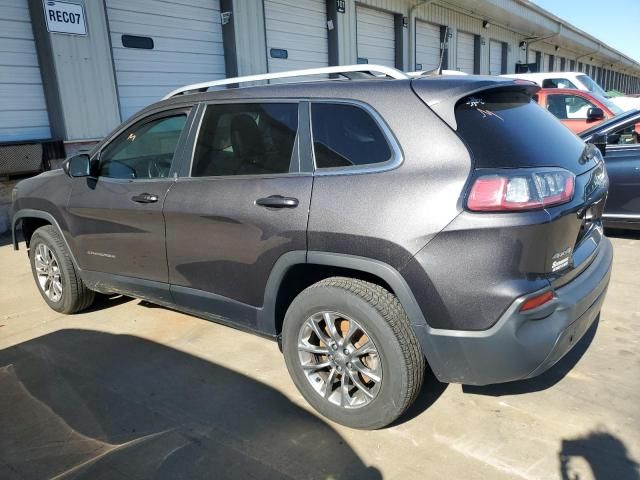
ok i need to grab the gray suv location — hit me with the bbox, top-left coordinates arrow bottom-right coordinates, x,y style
11,66 -> 613,429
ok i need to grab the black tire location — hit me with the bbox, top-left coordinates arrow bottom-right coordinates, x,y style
29,225 -> 94,314
282,277 -> 425,429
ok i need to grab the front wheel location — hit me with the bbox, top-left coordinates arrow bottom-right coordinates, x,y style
29,225 -> 95,314
282,277 -> 425,429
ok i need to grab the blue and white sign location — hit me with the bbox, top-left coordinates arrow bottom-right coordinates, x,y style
43,1 -> 87,36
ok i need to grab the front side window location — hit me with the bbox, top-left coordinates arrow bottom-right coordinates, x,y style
99,114 -> 187,179
607,122 -> 640,145
545,94 -> 595,120
311,103 -> 391,169
191,103 -> 298,177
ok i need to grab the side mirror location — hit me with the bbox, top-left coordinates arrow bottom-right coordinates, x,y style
64,154 -> 91,177
588,132 -> 608,157
587,107 -> 605,121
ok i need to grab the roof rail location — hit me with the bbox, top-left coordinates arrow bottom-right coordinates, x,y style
162,64 -> 409,99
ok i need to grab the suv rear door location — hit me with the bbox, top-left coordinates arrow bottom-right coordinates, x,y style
163,101 -> 312,333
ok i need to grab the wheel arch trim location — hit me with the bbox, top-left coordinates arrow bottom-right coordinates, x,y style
12,209 -> 80,269
262,250 -> 436,362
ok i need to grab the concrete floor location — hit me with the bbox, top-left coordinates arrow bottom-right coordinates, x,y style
0,232 -> 639,480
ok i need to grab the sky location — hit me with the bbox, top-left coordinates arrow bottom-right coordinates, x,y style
531,0 -> 640,63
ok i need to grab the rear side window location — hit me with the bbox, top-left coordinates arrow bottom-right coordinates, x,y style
542,78 -> 577,89
192,103 -> 298,177
311,103 -> 391,169
455,89 -> 588,172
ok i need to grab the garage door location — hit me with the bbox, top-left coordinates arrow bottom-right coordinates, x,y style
415,21 -> 440,71
265,0 -> 328,74
489,40 -> 503,75
356,6 -> 395,67
456,31 -> 474,74
0,0 -> 50,142
106,0 -> 225,120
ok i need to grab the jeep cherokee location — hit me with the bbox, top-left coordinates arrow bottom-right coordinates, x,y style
11,65 -> 612,429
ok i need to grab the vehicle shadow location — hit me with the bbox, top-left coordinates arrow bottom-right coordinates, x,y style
0,329 -> 382,480
559,430 -> 640,480
462,315 -> 599,397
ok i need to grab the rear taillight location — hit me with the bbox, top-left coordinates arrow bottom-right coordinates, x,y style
467,168 -> 575,212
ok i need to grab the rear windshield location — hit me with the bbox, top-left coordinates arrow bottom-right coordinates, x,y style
455,89 -> 591,174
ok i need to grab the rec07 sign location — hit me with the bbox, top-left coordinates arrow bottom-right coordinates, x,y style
43,0 -> 87,35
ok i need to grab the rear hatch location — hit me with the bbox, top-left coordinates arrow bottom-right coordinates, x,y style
414,79 -> 608,285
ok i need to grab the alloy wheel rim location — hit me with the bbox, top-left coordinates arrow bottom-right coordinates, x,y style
297,311 -> 382,409
34,244 -> 63,302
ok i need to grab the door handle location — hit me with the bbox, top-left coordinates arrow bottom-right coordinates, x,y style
131,193 -> 159,203
255,195 -> 299,208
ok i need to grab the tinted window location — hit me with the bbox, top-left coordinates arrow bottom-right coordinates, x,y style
607,122 -> 640,145
100,114 -> 187,179
192,103 -> 298,177
545,94 -> 595,120
542,78 -> 578,89
455,89 -> 590,174
311,103 -> 391,168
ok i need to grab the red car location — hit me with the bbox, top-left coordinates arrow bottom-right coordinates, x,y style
534,88 -> 618,134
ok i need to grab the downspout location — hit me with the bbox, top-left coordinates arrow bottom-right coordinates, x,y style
408,0 -> 435,71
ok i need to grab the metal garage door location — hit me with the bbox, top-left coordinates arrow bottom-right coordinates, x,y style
264,0 -> 328,73
456,31 -> 474,74
415,21 -> 440,71
527,48 -> 538,69
0,0 -> 50,142
356,6 -> 395,67
489,40 -> 502,75
106,0 -> 225,120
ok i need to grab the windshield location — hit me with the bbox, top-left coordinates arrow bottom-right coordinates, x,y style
577,74 -> 609,98
579,109 -> 640,138
599,95 -> 624,115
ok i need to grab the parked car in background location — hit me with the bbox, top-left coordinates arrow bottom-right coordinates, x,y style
607,93 -> 640,112
503,71 -> 609,96
11,66 -> 612,429
581,109 -> 640,230
505,71 -> 639,113
534,88 -> 616,134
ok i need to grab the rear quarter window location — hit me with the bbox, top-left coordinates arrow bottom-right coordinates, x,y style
311,103 -> 392,169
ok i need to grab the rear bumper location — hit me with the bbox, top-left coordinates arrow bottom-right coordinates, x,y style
416,236 -> 613,385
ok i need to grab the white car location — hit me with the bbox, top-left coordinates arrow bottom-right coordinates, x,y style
609,95 -> 640,111
502,71 -> 635,112
502,71 -> 607,95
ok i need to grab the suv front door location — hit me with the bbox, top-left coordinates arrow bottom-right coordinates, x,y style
602,120 -> 640,219
66,108 -> 193,292
163,102 -> 312,333
545,92 -> 602,134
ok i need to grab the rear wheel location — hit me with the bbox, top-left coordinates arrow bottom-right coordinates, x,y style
29,225 -> 94,314
282,277 -> 425,429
